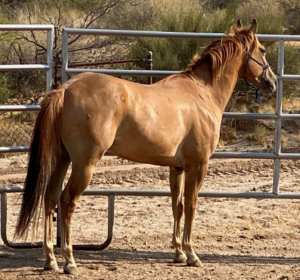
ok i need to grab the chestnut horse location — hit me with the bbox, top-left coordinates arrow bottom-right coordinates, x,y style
15,19 -> 277,274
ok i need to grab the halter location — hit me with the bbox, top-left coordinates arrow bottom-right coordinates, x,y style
239,38 -> 269,103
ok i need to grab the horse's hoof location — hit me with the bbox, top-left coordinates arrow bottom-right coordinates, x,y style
44,260 -> 59,271
187,257 -> 203,267
174,253 -> 187,263
63,264 -> 78,275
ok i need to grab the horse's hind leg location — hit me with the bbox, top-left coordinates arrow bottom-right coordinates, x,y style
60,154 -> 101,275
169,166 -> 186,263
43,152 -> 70,271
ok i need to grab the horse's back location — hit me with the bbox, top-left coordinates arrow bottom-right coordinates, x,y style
59,72 -> 220,166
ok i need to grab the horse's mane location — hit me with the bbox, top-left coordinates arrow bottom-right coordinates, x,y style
185,26 -> 255,81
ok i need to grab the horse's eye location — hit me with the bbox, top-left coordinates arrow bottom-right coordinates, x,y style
262,50 -> 266,56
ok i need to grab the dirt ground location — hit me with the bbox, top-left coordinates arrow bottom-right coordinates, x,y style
0,154 -> 300,280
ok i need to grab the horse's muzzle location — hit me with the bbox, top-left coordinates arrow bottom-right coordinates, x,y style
260,70 -> 277,94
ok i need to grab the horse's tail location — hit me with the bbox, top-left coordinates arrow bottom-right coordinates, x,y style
15,89 -> 65,240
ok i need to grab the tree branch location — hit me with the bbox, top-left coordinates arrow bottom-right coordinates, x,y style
17,35 -> 47,52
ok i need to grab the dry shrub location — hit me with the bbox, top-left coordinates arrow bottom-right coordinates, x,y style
297,131 -> 300,143
247,125 -> 271,147
281,135 -> 288,148
0,112 -> 34,147
220,127 -> 237,143
217,138 -> 225,149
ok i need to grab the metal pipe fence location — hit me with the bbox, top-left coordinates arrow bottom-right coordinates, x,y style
1,27 -> 300,250
61,28 -> 300,193
0,25 -> 54,92
0,25 -> 54,150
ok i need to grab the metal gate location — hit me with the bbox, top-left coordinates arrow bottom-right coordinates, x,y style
0,24 -> 54,153
1,27 -> 300,250
0,24 -> 54,248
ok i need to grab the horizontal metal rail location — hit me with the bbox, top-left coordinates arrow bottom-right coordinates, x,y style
0,24 -> 53,30
0,24 -> 54,93
82,189 -> 300,199
2,186 -> 300,201
0,105 -> 40,111
63,28 -> 300,41
2,185 -> 300,250
0,146 -> 30,153
0,65 -> 50,71
64,69 -> 300,80
65,68 -> 177,77
1,148 -> 300,160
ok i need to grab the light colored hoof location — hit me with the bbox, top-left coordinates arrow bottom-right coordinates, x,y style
174,253 -> 187,263
63,264 -> 78,275
44,260 -> 59,271
187,257 -> 203,267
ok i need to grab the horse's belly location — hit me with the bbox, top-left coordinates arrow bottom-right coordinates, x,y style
108,134 -> 182,167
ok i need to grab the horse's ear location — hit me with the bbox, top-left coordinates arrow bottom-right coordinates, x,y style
237,19 -> 243,29
249,18 -> 257,34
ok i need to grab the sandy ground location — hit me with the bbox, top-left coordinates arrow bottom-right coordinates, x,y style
0,154 -> 300,280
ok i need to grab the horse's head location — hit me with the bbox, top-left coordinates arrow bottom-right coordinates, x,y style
236,19 -> 277,97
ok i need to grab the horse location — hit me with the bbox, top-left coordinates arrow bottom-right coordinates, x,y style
15,19 -> 277,274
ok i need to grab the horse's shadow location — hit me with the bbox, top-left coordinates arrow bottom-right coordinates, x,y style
0,245 -> 299,270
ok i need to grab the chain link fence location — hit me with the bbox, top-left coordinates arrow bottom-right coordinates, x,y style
0,111 -> 37,148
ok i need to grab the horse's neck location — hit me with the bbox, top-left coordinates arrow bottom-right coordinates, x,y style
193,57 -> 241,112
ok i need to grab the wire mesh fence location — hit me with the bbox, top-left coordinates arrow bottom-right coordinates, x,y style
0,111 -> 37,147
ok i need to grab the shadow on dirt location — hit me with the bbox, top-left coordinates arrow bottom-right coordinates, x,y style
0,245 -> 299,270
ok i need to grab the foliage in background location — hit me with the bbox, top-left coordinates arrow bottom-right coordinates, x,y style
0,0 -> 300,149
129,0 -> 285,71
0,74 -> 10,103
0,0 -> 299,104
129,0 -> 300,103
0,0 -> 152,103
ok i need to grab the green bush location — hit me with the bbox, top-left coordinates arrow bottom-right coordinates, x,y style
127,0 -> 300,105
128,1 -> 288,77
0,74 -> 10,104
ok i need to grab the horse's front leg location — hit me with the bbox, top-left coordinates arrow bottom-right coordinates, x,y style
169,166 -> 186,263
182,161 -> 208,267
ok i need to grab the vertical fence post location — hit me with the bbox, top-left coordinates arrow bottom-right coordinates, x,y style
146,51 -> 153,84
273,39 -> 285,195
62,29 -> 69,84
46,27 -> 54,92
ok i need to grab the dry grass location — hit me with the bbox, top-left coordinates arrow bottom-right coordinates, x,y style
281,135 -> 288,148
297,132 -> 300,143
0,112 -> 34,147
247,125 -> 271,147
220,127 -> 238,142
217,138 -> 225,149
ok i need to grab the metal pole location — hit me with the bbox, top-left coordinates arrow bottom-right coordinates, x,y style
146,51 -> 153,84
46,27 -> 54,92
73,194 -> 115,250
275,39 -> 284,153
273,39 -> 284,195
62,29 -> 69,83
1,192 -> 42,248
